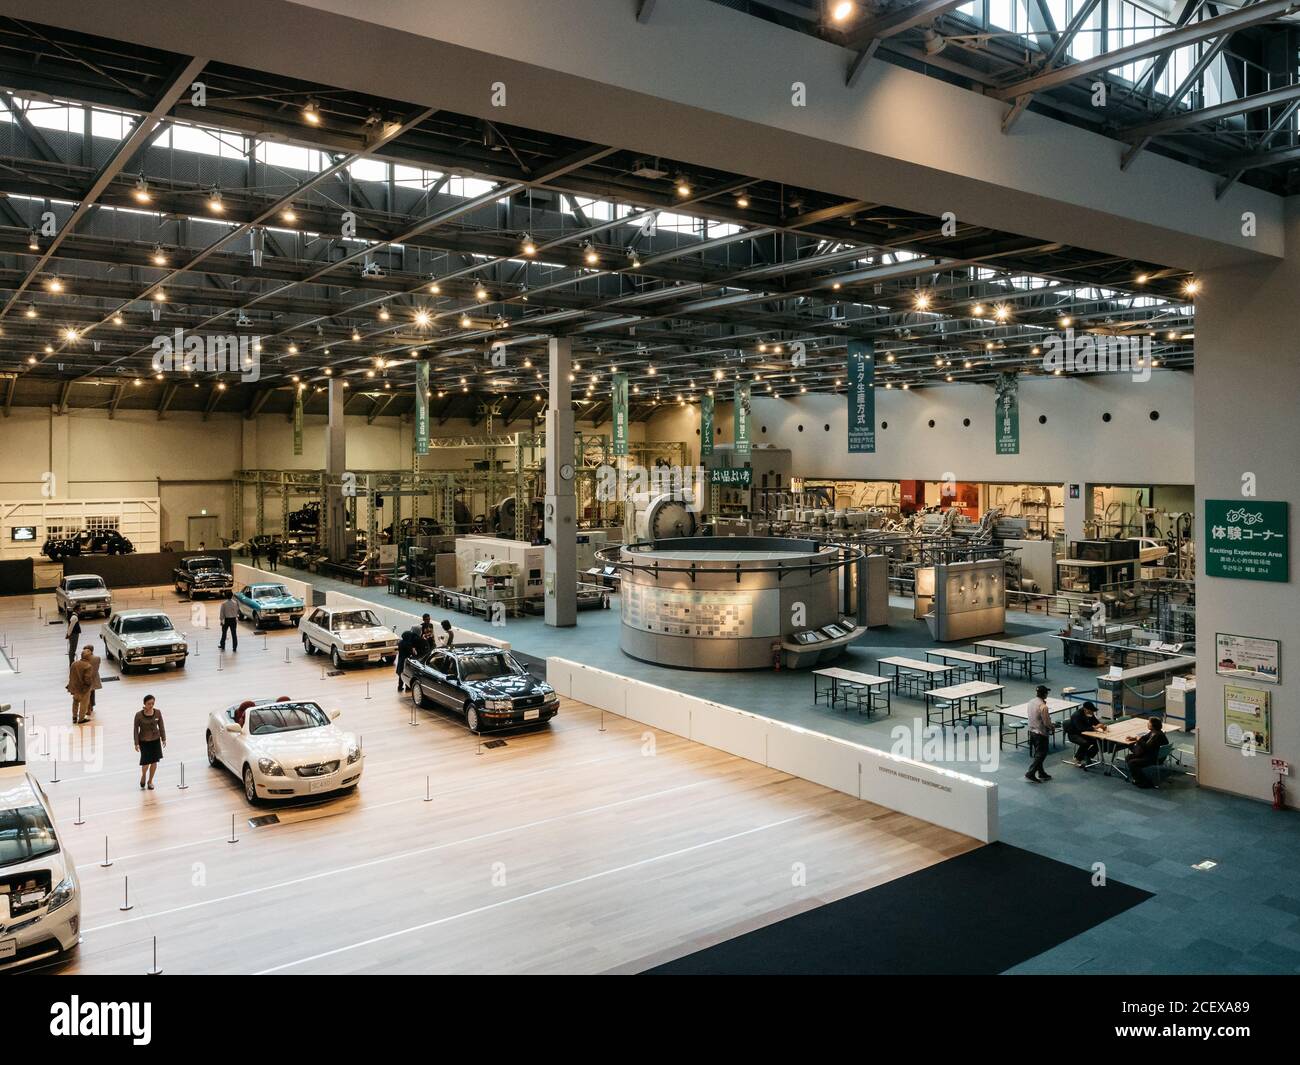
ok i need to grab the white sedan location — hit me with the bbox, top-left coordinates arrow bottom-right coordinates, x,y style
206,698 -> 364,804
299,606 -> 398,670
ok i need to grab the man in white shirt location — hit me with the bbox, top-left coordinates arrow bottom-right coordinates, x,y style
1025,684 -> 1054,784
218,592 -> 240,652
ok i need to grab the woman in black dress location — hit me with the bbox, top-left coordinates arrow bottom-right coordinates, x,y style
134,694 -> 167,790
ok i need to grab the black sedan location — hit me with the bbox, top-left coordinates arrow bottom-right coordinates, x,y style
402,644 -> 559,733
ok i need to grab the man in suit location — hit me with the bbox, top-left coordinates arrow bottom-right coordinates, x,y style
1126,717 -> 1170,789
67,650 -> 97,724
65,607 -> 81,664
1064,701 -> 1104,766
81,644 -> 102,718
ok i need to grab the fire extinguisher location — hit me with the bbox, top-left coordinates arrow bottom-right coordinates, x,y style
1273,773 -> 1286,811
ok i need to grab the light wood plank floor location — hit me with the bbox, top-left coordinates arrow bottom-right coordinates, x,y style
0,585 -> 979,974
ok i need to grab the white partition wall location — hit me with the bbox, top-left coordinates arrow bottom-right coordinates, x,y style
232,564 -> 312,605
547,657 -> 998,843
0,498 -> 161,561
324,590 -> 509,650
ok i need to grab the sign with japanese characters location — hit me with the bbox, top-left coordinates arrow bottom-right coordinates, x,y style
847,339 -> 875,453
1224,684 -> 1271,754
708,466 -> 752,487
994,373 -> 1019,455
1205,499 -> 1288,582
733,383 -> 751,459
700,393 -> 714,457
611,372 -> 629,457
414,361 -> 430,456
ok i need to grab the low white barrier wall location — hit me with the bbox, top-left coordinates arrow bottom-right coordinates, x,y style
324,590 -> 509,651
547,657 -> 997,843
232,564 -> 312,605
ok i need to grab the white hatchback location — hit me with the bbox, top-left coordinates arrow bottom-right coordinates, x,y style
299,606 -> 398,670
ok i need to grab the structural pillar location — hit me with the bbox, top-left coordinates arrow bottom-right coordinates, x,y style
1195,201 -> 1300,807
544,336 -> 577,627
1062,481 -> 1095,544
325,378 -> 347,562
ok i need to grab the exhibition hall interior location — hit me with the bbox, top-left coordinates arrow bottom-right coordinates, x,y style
1,0 -> 1299,987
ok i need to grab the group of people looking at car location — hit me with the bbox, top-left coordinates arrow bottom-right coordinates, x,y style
395,614 -> 455,691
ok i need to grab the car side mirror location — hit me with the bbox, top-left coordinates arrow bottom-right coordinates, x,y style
225,722 -> 242,734
328,709 -> 342,721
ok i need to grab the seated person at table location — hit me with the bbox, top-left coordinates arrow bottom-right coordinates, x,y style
1065,701 -> 1103,766
1125,717 -> 1170,789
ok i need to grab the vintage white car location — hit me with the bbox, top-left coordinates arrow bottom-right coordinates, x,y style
101,608 -> 188,673
299,606 -> 398,669
0,766 -> 80,971
54,574 -> 112,619
205,697 -> 364,803
1128,537 -> 1172,564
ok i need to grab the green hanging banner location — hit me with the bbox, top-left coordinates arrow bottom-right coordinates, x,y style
293,385 -> 304,456
700,393 -> 715,457
733,382 -> 752,459
847,338 -> 875,453
995,372 -> 1019,455
611,372 -> 629,457
415,361 -> 430,456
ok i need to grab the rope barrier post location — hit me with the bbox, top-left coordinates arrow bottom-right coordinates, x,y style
119,875 -> 134,912
51,759 -> 60,783
100,835 -> 112,868
74,796 -> 84,826
177,761 -> 188,791
146,935 -> 162,975
227,813 -> 238,845
424,775 -> 432,803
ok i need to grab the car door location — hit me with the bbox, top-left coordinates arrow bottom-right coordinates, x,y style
104,616 -> 121,659
304,608 -> 329,651
56,578 -> 67,613
434,653 -> 465,708
237,586 -> 252,621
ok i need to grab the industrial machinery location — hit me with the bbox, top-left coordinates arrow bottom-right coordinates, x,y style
629,491 -> 699,541
470,558 -> 520,605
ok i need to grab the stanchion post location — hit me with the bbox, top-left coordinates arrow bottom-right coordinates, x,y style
75,796 -> 84,825
424,775 -> 432,803
227,812 -> 238,844
51,759 -> 60,783
177,762 -> 188,791
119,875 -> 134,912
100,835 -> 112,868
147,936 -> 162,975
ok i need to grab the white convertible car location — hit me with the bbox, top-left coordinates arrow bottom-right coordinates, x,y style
299,606 -> 398,669
206,697 -> 364,804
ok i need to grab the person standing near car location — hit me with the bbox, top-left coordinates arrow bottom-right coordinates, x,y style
396,626 -> 419,691
134,695 -> 166,790
435,619 -> 455,649
266,541 -> 280,572
217,590 -> 239,652
249,539 -> 262,568
65,606 -> 81,664
66,649 -> 97,724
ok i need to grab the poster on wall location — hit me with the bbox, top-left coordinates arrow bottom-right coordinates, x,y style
414,361 -> 430,456
293,385 -> 304,456
1224,684 -> 1271,754
1216,633 -> 1280,684
1205,499 -> 1288,582
700,393 -> 714,457
847,339 -> 875,453
994,373 -> 1019,455
733,382 -> 751,459
611,372 -> 629,457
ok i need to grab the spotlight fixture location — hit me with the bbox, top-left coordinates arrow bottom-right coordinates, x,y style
414,309 -> 431,328
627,248 -> 641,269
674,173 -> 692,198
735,191 -> 750,209
971,303 -> 985,317
351,330 -> 361,342
287,344 -> 299,355
112,313 -> 124,326
302,98 -> 321,125
913,292 -> 931,311
324,367 -> 333,376
460,314 -> 473,328
1136,273 -> 1148,285
281,206 -> 297,224
26,231 -> 38,251
377,304 -> 390,321
830,0 -> 857,23
26,355 -> 36,364
429,281 -> 441,294
475,285 -> 488,301
63,327 -> 78,342
1183,278 -> 1201,296
23,304 -> 36,319
520,233 -> 536,256
46,277 -> 64,293
1058,315 -> 1073,328
153,289 -> 166,302
582,241 -> 598,266
151,245 -> 168,266
207,188 -> 224,213
132,177 -> 151,204
994,304 -> 1010,322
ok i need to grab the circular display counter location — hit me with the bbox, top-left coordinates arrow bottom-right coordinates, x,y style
597,536 -> 863,670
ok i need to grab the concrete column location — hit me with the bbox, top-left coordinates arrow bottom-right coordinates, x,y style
544,336 -> 576,627
1062,481 -> 1095,543
1195,200 -> 1300,807
325,379 -> 347,561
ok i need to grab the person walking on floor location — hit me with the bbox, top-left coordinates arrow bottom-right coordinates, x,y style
1025,684 -> 1055,783
67,649 -> 97,724
218,590 -> 239,651
80,644 -> 102,719
1125,717 -> 1170,789
396,626 -> 419,691
65,607 -> 81,664
266,541 -> 280,572
134,695 -> 166,789
249,539 -> 262,568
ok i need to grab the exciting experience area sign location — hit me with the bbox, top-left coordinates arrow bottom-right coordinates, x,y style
1205,499 -> 1289,582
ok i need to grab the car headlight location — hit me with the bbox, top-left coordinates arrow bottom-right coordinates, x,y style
173,644 -> 184,653
47,875 -> 76,913
543,691 -> 559,704
127,648 -> 141,658
257,757 -> 285,777
346,744 -> 361,765
485,698 -> 512,711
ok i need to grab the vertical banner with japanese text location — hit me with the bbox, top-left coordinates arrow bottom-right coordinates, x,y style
612,372 -> 629,457
995,372 -> 1019,455
733,382 -> 751,459
415,360 -> 430,456
847,338 -> 875,453
293,385 -> 304,455
700,392 -> 714,457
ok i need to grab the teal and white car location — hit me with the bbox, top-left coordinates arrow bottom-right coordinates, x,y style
234,583 -> 304,627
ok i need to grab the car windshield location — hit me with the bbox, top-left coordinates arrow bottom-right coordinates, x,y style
459,652 -> 523,682
67,578 -> 104,591
254,586 -> 289,599
248,702 -> 331,735
0,780 -> 59,869
121,615 -> 174,635
332,610 -> 381,631
188,558 -> 222,571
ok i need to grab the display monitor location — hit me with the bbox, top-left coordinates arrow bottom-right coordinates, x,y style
10,526 -> 36,541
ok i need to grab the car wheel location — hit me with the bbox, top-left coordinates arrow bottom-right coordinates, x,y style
412,682 -> 429,709
243,765 -> 259,804
331,647 -> 343,670
303,634 -> 314,655
206,731 -> 219,768
174,581 -> 183,594
175,657 -> 186,670
465,702 -> 482,733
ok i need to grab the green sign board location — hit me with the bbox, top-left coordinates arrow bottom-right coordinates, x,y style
709,466 -> 752,487
293,385 -> 304,456
847,339 -> 875,453
700,393 -> 714,457
611,372 -> 629,457
994,373 -> 1019,455
733,382 -> 751,459
1206,499 -> 1288,582
414,361 -> 430,455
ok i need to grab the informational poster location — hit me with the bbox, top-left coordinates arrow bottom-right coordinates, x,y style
847,338 -> 875,453
1224,684 -> 1271,754
414,361 -> 430,455
611,372 -> 629,457
733,382 -> 751,459
700,393 -> 714,457
293,385 -> 304,456
994,373 -> 1019,455
1205,499 -> 1288,582
1216,633 -> 1280,684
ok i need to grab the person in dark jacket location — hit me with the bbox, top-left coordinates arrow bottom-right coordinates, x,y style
65,608 -> 82,664
1065,701 -> 1104,765
249,540 -> 262,567
133,694 -> 167,790
396,626 -> 420,691
1126,717 -> 1170,789
266,541 -> 280,572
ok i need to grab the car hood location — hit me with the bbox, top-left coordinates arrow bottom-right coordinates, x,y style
117,630 -> 185,648
245,595 -> 302,609
333,626 -> 396,645
245,725 -> 356,766
189,570 -> 231,581
467,674 -> 553,699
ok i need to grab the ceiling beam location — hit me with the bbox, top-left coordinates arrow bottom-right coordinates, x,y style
1123,79 -> 1300,140
157,382 -> 178,419
845,0 -> 970,86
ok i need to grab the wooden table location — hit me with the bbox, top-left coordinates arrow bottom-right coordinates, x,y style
925,648 -> 1003,682
877,656 -> 955,697
994,697 -> 1076,750
924,680 -> 1004,727
813,667 -> 892,717
1081,717 -> 1182,780
973,639 -> 1048,680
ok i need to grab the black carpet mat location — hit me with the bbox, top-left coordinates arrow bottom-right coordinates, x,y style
645,842 -> 1152,975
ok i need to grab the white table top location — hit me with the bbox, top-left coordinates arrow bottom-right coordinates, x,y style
879,656 -> 953,673
814,667 -> 890,686
928,649 -> 1002,665
927,681 -> 1005,700
1084,718 -> 1182,745
996,697 -> 1075,720
974,640 -> 1048,656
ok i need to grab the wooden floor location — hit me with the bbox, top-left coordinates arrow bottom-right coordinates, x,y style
0,586 -> 979,975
